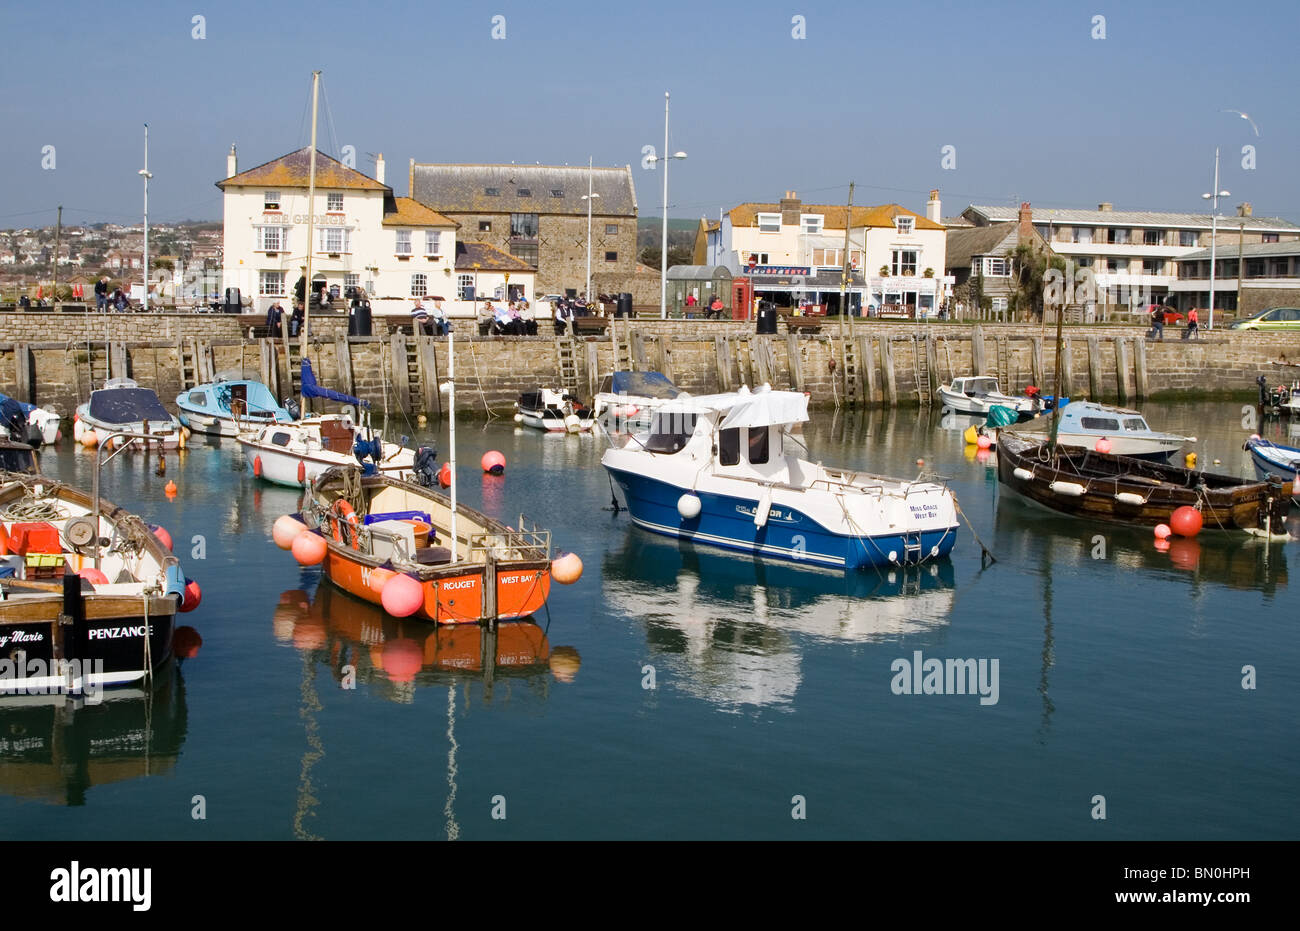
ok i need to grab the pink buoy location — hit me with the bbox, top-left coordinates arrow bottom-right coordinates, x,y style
1094,437 -> 1112,454
1154,538 -> 1171,553
1154,523 -> 1171,540
381,573 -> 424,617
272,514 -> 308,550
551,552 -> 584,585
1170,505 -> 1203,538
481,450 -> 506,474
976,434 -> 992,450
292,530 -> 327,566
380,638 -> 424,683
179,580 -> 202,613
150,524 -> 173,551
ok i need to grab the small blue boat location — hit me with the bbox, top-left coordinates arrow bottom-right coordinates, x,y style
176,378 -> 293,437
1244,436 -> 1300,501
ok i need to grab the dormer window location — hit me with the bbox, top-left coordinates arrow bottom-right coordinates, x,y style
800,214 -> 824,234
895,216 -> 914,234
327,192 -> 343,212
518,188 -> 532,197
551,189 -> 564,198
485,187 -> 500,196
264,191 -> 281,210
757,213 -> 781,233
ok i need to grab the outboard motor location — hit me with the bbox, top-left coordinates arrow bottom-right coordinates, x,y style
282,397 -> 302,421
353,436 -> 383,465
0,398 -> 27,443
413,445 -> 439,487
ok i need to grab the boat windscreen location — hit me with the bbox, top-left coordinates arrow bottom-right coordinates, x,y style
1122,417 -> 1148,432
967,378 -> 998,395
89,388 -> 171,424
610,371 -> 680,399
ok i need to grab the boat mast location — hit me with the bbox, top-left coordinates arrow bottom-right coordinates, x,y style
301,70 -> 320,417
448,333 -> 458,564
1048,280 -> 1066,451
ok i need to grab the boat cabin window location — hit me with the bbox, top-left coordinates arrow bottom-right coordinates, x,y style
643,412 -> 696,454
1080,416 -> 1121,431
718,428 -> 740,465
1122,417 -> 1148,432
188,391 -> 207,407
748,426 -> 770,464
965,378 -> 997,396
271,431 -> 292,447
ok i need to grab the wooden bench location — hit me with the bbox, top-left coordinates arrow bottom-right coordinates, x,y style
782,316 -> 824,334
573,316 -> 611,335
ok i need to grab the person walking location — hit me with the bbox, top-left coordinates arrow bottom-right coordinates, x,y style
1183,306 -> 1199,340
94,276 -> 109,312
1149,305 -> 1166,341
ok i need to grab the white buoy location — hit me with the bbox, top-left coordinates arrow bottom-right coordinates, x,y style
1013,467 -> 1033,481
513,412 -> 523,423
677,493 -> 702,519
1049,481 -> 1086,497
564,413 -> 581,434
1115,492 -> 1145,506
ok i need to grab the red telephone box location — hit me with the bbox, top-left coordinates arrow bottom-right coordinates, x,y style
731,276 -> 753,321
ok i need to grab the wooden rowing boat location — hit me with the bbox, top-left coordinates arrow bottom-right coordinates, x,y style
996,430 -> 1291,533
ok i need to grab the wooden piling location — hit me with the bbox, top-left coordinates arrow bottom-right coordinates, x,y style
389,332 -> 410,414
259,339 -> 275,396
1133,336 -> 1149,401
1114,337 -> 1131,406
1087,335 -> 1101,399
334,335 -> 355,395
880,336 -> 898,406
660,334 -> 675,384
786,333 -> 804,392
586,341 -> 599,400
13,343 -> 31,404
630,329 -> 648,369
859,334 -> 877,404
1060,338 -> 1073,398
714,335 -> 733,392
417,336 -> 439,414
971,325 -> 986,375
1030,335 -> 1044,388
926,335 -> 939,398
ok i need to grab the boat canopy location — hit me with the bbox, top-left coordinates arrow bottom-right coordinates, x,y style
301,359 -> 370,409
609,371 -> 680,399
212,380 -> 284,415
656,385 -> 809,429
89,386 -> 171,424
956,377 -> 999,395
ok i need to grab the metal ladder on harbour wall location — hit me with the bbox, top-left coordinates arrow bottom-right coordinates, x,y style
555,338 -> 579,394
913,333 -> 932,406
403,337 -> 422,412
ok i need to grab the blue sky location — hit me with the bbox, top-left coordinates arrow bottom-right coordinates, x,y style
2,0 -> 1297,227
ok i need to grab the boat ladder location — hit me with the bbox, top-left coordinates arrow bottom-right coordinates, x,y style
902,529 -> 924,562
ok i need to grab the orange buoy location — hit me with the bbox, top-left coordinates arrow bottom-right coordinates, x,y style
164,479 -> 178,497
150,524 -> 173,551
253,455 -> 263,477
551,552 -> 584,585
548,646 -> 582,683
78,567 -> 110,585
179,580 -> 202,612
438,463 -> 452,488
291,530 -> 327,566
1095,437 -> 1112,454
481,450 -> 506,474
297,460 -> 307,484
81,430 -> 98,448
916,458 -> 925,468
1170,505 -> 1203,538
1154,523 -> 1171,540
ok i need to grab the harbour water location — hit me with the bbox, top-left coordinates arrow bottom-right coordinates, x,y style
1,401 -> 1296,839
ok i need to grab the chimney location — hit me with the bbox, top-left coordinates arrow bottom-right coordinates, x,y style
375,153 -> 385,185
1237,202 -> 1252,217
1098,202 -> 1113,212
226,144 -> 237,179
779,190 -> 801,227
926,189 -> 941,223
408,158 -> 415,197
1018,202 -> 1033,238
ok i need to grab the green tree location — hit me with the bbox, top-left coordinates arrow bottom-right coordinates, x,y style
1009,243 -> 1066,321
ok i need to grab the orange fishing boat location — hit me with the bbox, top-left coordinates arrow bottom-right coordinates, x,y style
291,467 -> 554,624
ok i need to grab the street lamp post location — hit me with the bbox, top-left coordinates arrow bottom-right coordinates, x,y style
139,123 -> 152,311
646,92 -> 687,319
1201,147 -> 1230,330
581,156 -> 600,302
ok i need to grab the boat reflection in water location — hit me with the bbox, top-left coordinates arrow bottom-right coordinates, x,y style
994,492 -> 1288,594
0,668 -> 188,806
603,529 -> 955,708
272,584 -> 579,702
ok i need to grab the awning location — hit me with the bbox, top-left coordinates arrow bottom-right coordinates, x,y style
659,385 -> 809,428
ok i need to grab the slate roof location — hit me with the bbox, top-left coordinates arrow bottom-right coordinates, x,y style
727,203 -> 944,231
454,241 -> 535,271
381,196 -> 458,228
217,147 -> 388,191
944,223 -> 1021,270
412,164 -> 637,216
968,204 -> 1300,231
1178,239 -> 1300,261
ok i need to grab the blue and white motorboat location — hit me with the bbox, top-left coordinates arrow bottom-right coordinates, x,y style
1244,436 -> 1300,501
0,391 -> 60,446
176,377 -> 294,437
1014,400 -> 1192,462
74,378 -> 182,449
601,385 -> 959,570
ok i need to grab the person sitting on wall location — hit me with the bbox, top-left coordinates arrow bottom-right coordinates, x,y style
410,297 -> 433,336
518,299 -> 537,335
265,300 -> 285,337
553,297 -> 570,336
428,297 -> 450,336
476,300 -> 493,336
290,302 -> 304,337
95,276 -> 109,312
709,295 -> 724,319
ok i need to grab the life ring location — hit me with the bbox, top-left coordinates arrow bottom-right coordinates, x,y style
331,499 -> 361,550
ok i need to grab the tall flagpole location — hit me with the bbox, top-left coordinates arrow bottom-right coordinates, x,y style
301,71 -> 320,415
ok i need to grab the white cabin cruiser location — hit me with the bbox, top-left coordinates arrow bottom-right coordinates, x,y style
938,376 -> 1042,420
1015,400 -> 1193,462
601,385 -> 959,569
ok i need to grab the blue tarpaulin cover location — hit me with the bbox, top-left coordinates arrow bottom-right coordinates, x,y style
609,371 -> 680,399
301,359 -> 370,408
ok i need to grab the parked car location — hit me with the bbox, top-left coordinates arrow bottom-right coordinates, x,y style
1145,304 -> 1184,325
1229,306 -> 1300,330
